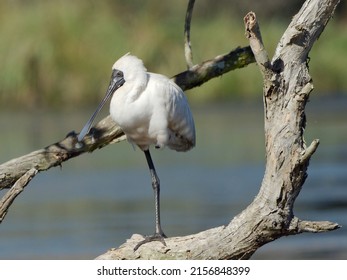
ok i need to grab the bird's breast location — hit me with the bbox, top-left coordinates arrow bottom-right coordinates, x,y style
109,73 -> 195,152
111,93 -> 148,125
110,94 -> 157,149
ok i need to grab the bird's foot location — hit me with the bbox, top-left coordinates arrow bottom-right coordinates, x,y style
133,232 -> 167,251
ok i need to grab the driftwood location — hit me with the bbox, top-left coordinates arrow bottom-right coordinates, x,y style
0,0 -> 341,259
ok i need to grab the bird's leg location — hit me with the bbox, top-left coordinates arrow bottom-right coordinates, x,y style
134,150 -> 167,251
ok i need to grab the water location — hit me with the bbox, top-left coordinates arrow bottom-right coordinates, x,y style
0,97 -> 346,259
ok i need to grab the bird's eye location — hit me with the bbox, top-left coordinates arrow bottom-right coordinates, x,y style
113,70 -> 123,78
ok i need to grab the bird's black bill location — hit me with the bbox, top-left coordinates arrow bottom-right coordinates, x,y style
78,70 -> 125,142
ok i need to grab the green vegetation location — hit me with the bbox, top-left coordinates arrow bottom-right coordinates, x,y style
0,0 -> 346,109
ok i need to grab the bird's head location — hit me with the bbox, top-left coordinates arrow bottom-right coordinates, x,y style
77,53 -> 148,142
77,59 -> 126,142
112,53 -> 147,83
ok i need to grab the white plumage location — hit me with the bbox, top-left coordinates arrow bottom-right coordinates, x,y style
110,54 -> 195,151
78,53 -> 195,250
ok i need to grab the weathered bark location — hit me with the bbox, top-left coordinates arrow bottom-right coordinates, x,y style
0,0 -> 341,259
184,0 -> 195,69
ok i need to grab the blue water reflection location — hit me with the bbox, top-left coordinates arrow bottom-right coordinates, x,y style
0,98 -> 346,259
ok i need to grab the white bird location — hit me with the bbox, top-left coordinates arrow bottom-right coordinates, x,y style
77,53 -> 195,250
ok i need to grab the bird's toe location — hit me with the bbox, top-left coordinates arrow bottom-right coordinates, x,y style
133,233 -> 167,251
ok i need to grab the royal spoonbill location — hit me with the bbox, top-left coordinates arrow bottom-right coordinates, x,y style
78,53 -> 195,250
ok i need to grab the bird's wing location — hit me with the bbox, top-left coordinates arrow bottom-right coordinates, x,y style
165,79 -> 196,151
147,73 -> 196,151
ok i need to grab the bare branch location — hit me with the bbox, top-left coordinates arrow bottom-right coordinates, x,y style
0,116 -> 124,191
0,48 -> 255,222
184,0 -> 195,69
300,139 -> 320,164
0,168 -> 37,222
173,46 -> 255,90
244,12 -> 271,79
273,0 -> 341,64
289,217 -> 341,233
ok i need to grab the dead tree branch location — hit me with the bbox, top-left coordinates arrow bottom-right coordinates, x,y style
173,47 -> 255,91
244,12 -> 271,79
0,168 -> 37,222
184,0 -> 195,69
95,0 -> 340,260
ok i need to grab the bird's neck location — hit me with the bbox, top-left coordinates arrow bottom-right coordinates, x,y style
125,72 -> 148,103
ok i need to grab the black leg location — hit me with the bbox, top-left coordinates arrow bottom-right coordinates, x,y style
133,150 -> 167,251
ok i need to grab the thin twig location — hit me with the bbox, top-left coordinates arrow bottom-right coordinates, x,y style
289,217 -> 341,233
173,46 -> 255,90
184,0 -> 195,69
300,139 -> 320,163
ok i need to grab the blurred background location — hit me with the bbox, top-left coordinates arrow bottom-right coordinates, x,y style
0,0 -> 346,259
